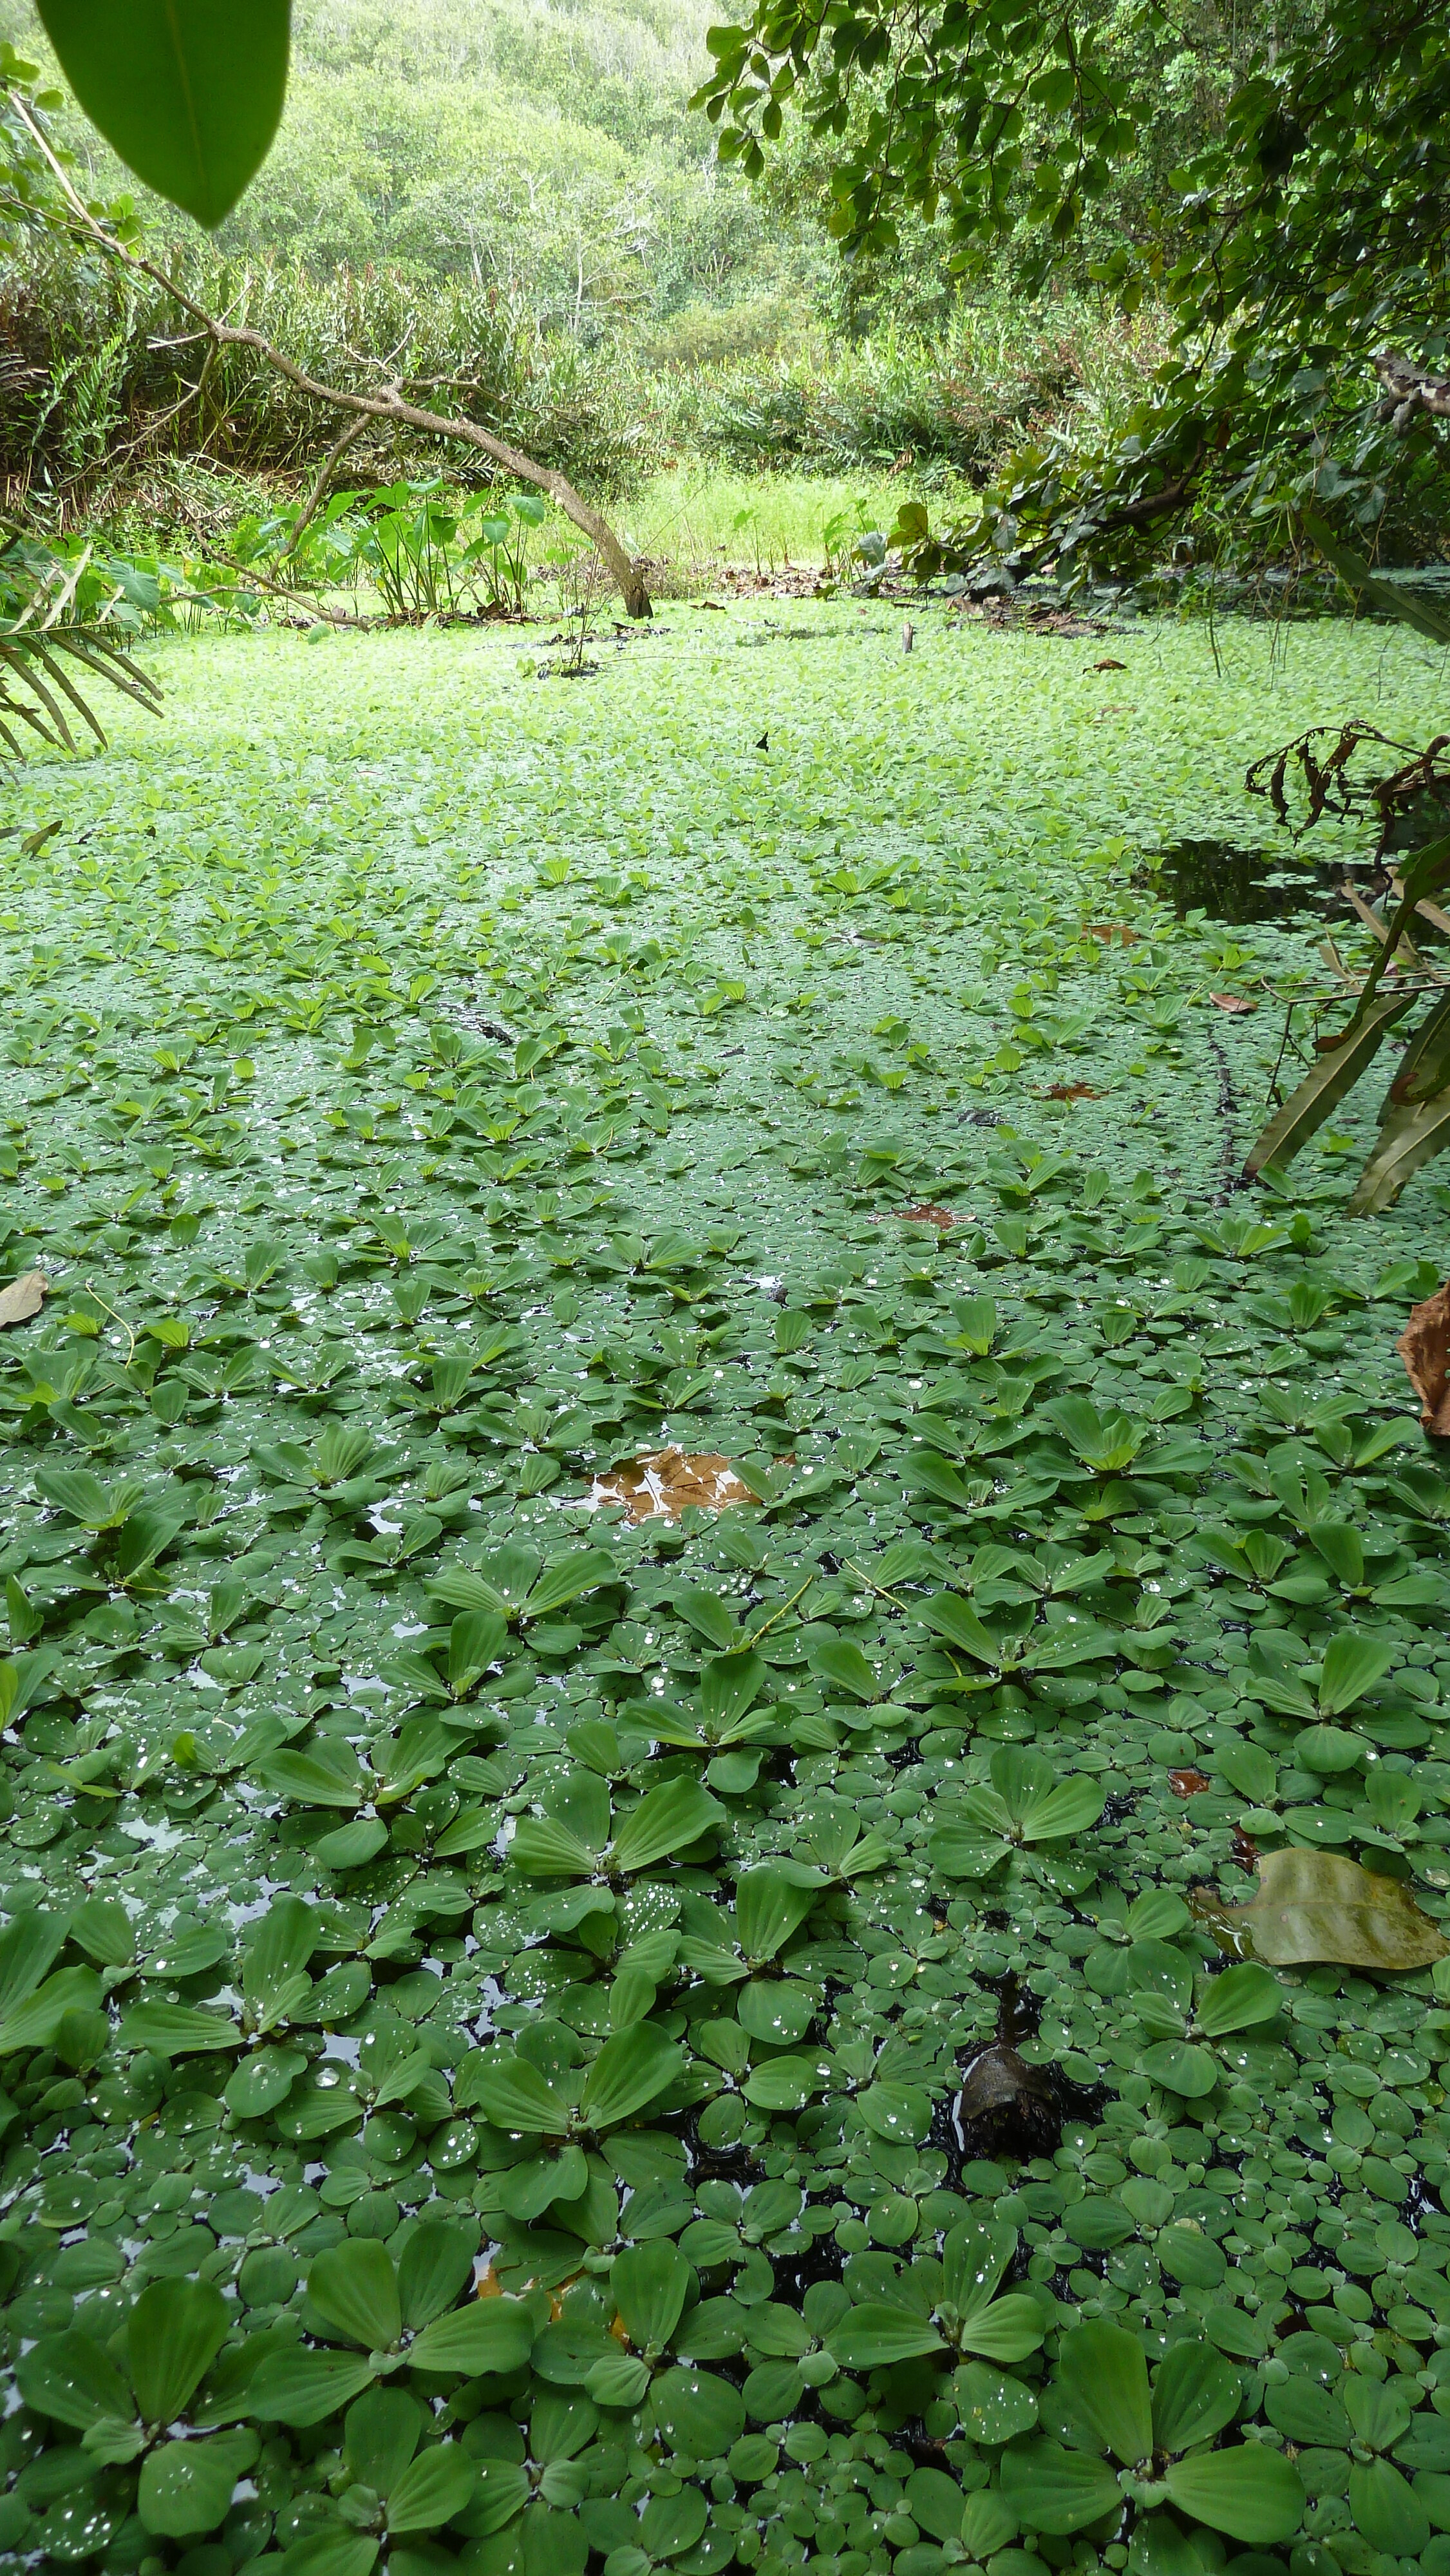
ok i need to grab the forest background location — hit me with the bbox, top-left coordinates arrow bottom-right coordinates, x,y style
0,0 -> 1329,584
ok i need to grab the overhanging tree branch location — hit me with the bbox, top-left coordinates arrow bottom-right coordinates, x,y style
8,91 -> 653,620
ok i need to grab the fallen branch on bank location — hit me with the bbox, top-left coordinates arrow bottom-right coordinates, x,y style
8,97 -> 652,620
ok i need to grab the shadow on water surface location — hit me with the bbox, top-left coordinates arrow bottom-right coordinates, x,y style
1136,839 -> 1352,924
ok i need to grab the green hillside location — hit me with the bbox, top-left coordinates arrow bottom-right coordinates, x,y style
0,0 -> 824,339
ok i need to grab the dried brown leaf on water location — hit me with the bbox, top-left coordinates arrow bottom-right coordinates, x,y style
898,1204 -> 959,1229
1397,1278 -> 1450,1437
1210,992 -> 1258,1015
1087,923 -> 1138,947
0,1271 -> 46,1329
590,1448 -> 756,1523
1168,1766 -> 1212,1797
1191,1847 -> 1448,1971
1091,658 -> 1127,672
1045,1083 -> 1104,1102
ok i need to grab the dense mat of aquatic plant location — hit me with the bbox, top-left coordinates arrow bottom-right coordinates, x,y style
1,611 -> 1450,2576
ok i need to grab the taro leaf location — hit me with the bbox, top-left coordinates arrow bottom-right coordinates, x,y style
1192,1962 -> 1280,2038
16,2331 -> 135,2432
242,2349 -> 379,2427
825,2304 -> 945,2369
1057,2319 -> 1153,2465
579,2022 -> 684,2128
309,2242 -> 403,2350
344,2387 -> 420,2490
1000,2441 -> 1122,2534
1150,2341 -> 1242,2454
384,2445 -> 476,2534
1162,2447 -> 1304,2545
397,2224 -> 476,2330
138,2430 -> 258,2538
609,1777 -> 723,1873
470,2054 -> 570,2136
1207,1848 -> 1449,1969
733,1863 -> 820,1964
1243,990 -> 1412,1181
407,2302 -> 534,2377
612,2243 -> 690,2354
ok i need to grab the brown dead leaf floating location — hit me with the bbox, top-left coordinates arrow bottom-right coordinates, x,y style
1209,992 -> 1258,1015
1397,1276 -> 1450,1437
589,1448 -> 755,1523
0,1271 -> 46,1329
1192,1847 -> 1449,1971
898,1203 -> 959,1229
1044,1083 -> 1104,1102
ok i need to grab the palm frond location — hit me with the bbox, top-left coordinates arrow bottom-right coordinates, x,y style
0,535 -> 162,757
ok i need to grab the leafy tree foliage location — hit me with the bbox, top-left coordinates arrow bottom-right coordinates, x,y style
696,0 -> 1450,573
